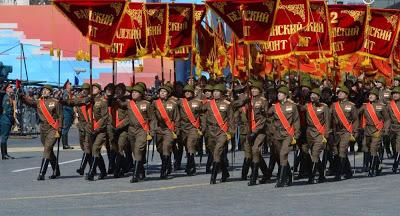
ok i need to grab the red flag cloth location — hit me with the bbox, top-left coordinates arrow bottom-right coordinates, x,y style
359,8 -> 400,61
99,2 -> 146,61
53,0 -> 127,46
145,3 -> 169,56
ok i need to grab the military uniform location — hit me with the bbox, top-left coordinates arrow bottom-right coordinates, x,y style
118,84 -> 154,182
377,77 -> 393,159
303,88 -> 331,183
203,84 -> 234,184
21,85 -> 62,180
1,84 -> 15,160
331,86 -> 359,180
268,86 -> 300,187
152,85 -> 180,179
389,87 -> 400,173
60,84 -> 92,176
86,84 -> 109,181
178,85 -> 203,176
201,84 -> 214,173
359,88 -> 390,177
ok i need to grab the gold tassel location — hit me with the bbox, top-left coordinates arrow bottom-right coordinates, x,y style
57,48 -> 61,58
50,47 -> 54,56
361,58 -> 371,67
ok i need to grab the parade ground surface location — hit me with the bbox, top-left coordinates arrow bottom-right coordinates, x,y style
1,129 -> 399,216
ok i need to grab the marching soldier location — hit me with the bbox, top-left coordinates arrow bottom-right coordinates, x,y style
268,86 -> 300,187
201,84 -> 214,173
243,80 -> 272,186
117,84 -> 153,183
1,83 -> 15,160
178,84 -> 203,176
111,83 -> 129,178
359,88 -> 390,177
303,88 -> 330,184
21,85 -> 62,180
331,85 -> 359,181
389,86 -> 400,173
152,84 -> 180,179
203,83 -> 234,184
86,83 -> 109,181
60,83 -> 92,175
376,77 -> 393,158
104,83 -> 116,174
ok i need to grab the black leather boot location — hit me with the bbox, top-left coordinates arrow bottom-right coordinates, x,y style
107,150 -> 116,174
160,156 -> 168,179
241,158 -> 251,180
210,162 -> 219,185
248,162 -> 259,186
368,156 -> 376,177
375,156 -> 382,176
187,154 -> 196,176
393,153 -> 400,173
130,160 -> 140,183
206,153 -> 213,174
334,157 -> 342,181
362,152 -> 370,172
49,157 -> 60,179
308,162 -> 318,184
317,161 -> 326,183
167,156 -> 172,175
76,153 -> 89,175
221,159 -> 230,182
97,155 -> 107,180
276,165 -> 290,188
37,158 -> 50,181
86,157 -> 97,181
113,154 -> 122,178
259,157 -> 272,184
298,153 -> 312,179
268,153 -> 277,177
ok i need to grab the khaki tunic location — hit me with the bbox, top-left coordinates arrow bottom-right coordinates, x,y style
178,98 -> 202,154
90,95 -> 109,157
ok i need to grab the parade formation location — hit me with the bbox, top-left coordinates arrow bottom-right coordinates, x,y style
3,0 -> 400,190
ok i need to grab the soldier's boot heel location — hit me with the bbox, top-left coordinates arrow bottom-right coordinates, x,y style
130,161 -> 140,183
113,154 -> 122,178
210,162 -> 219,185
317,162 -> 326,183
248,163 -> 259,186
97,156 -> 107,180
393,153 -> 400,173
86,157 -> 97,181
76,153 -> 88,176
334,157 -> 342,181
37,158 -> 49,181
308,162 -> 318,184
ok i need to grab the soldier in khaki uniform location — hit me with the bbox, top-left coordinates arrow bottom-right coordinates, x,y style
60,83 -> 92,175
201,84 -> 214,173
203,84 -> 234,184
359,88 -> 390,177
152,85 -> 180,179
376,77 -> 393,158
111,84 -> 130,178
21,85 -> 62,180
117,84 -> 154,183
104,84 -> 116,174
388,87 -> 400,173
268,86 -> 300,187
331,85 -> 359,181
86,83 -> 109,181
178,85 -> 203,176
303,88 -> 330,184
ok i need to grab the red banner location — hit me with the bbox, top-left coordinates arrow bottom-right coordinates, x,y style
99,2 -> 146,61
194,4 -> 207,29
196,24 -> 214,72
145,3 -> 169,56
328,4 -> 368,58
360,8 -> 400,60
167,3 -> 194,53
261,0 -> 310,59
53,0 -> 127,47
291,1 -> 331,57
206,0 -> 278,42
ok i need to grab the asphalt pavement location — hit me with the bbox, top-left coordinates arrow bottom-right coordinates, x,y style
1,128 -> 400,216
